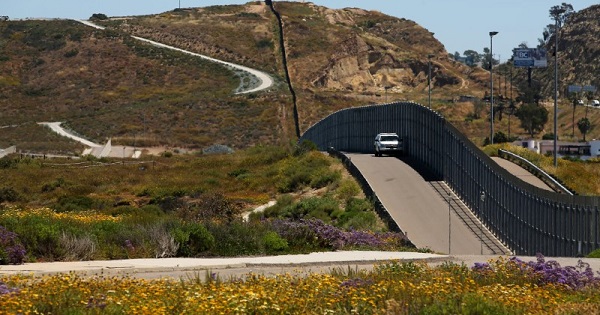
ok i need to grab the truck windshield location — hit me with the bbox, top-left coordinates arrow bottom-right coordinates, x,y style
381,136 -> 398,141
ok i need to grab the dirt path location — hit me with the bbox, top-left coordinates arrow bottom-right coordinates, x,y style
77,20 -> 273,94
38,122 -> 101,147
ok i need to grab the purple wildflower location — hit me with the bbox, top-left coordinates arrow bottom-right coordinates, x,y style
270,218 -> 408,251
0,282 -> 19,295
0,226 -> 26,265
340,278 -> 374,288
524,253 -> 600,289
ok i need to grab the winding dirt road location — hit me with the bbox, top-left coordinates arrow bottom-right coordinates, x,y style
38,122 -> 101,148
77,20 -> 274,94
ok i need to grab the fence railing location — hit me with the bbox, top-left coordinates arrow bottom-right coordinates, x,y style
300,102 -> 600,257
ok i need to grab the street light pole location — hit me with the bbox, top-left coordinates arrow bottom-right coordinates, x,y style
509,64 -> 514,139
479,191 -> 486,255
428,54 -> 434,109
489,31 -> 498,144
553,17 -> 559,167
447,191 -> 452,254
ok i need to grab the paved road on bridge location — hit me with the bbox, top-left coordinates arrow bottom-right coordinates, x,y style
347,153 -> 505,255
491,157 -> 553,191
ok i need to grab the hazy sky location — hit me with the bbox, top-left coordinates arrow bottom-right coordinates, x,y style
4,1 -> 598,60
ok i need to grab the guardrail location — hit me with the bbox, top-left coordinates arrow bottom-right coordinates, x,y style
300,102 -> 600,257
498,149 -> 574,195
327,148 -> 414,248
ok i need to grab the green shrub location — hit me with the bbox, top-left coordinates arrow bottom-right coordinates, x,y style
41,177 -> 66,193
256,39 -> 273,49
280,197 -> 339,223
456,293 -> 512,314
336,179 -> 361,202
240,145 -> 288,166
277,168 -> 312,192
54,195 -> 94,212
11,217 -> 64,260
310,169 -> 340,189
0,159 -> 18,169
206,220 -> 269,256
293,140 -> 318,156
341,211 -> 378,231
0,187 -> 20,203
276,151 -> 336,192
586,248 -> 600,258
227,168 -> 249,178
173,223 -> 215,257
262,231 -> 288,254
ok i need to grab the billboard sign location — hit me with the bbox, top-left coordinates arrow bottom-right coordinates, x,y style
568,85 -> 582,93
513,48 -> 547,68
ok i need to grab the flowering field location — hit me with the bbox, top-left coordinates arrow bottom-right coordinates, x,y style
0,255 -> 598,314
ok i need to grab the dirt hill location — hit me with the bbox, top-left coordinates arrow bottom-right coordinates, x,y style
0,1 -> 598,154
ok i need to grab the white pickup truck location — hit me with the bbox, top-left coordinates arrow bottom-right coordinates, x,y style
374,133 -> 403,157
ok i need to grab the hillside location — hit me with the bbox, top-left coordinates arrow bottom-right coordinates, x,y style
0,1 -> 598,154
106,2 -> 492,133
0,19 -> 288,153
0,2 -> 491,154
536,4 -> 600,98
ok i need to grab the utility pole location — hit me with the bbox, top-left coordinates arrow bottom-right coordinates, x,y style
553,14 -> 559,167
489,31 -> 498,144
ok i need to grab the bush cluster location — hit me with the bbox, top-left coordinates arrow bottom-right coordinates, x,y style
0,206 -> 411,262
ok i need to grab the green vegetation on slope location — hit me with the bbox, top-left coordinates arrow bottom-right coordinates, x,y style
0,145 -> 414,262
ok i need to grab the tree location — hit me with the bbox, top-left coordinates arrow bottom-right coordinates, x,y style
515,103 -> 549,138
577,118 -> 591,141
549,3 -> 574,28
516,82 -> 542,105
541,24 -> 556,46
584,91 -> 595,107
548,3 -> 574,55
568,92 -> 579,137
481,47 -> 498,71
90,13 -> 108,20
463,50 -> 480,66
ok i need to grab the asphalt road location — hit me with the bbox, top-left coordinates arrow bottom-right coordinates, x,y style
347,153 -> 489,255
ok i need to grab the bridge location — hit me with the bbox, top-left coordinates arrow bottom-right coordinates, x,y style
300,102 -> 600,257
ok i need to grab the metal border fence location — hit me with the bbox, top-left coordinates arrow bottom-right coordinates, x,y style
300,102 -> 600,257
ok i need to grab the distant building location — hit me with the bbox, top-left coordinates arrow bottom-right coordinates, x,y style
516,139 -> 600,160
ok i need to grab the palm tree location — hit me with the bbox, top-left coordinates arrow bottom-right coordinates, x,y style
577,118 -> 591,141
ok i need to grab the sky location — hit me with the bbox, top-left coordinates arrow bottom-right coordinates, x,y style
3,1 -> 598,61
